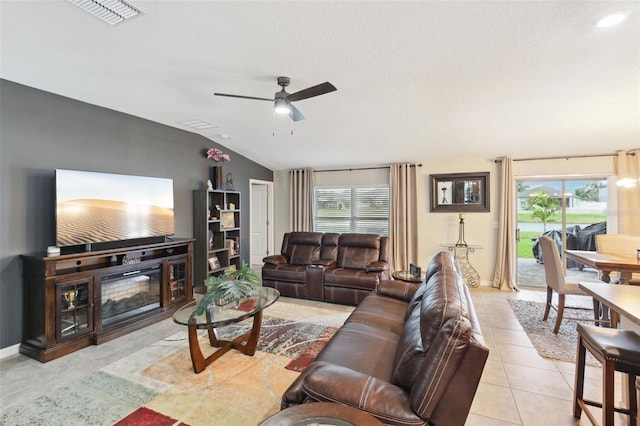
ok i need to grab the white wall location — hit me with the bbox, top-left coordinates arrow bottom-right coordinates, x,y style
274,155 -> 617,286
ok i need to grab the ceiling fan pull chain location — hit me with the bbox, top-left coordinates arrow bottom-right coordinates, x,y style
272,112 -> 276,136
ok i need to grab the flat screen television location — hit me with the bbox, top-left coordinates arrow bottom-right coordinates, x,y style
56,169 -> 175,248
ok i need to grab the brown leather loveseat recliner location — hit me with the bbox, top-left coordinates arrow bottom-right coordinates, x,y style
262,232 -> 389,305
281,251 -> 489,426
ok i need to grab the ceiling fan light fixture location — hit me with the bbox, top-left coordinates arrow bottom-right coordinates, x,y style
274,98 -> 291,114
596,12 -> 627,28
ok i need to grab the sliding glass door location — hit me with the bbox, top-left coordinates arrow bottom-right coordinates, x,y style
516,177 -> 608,287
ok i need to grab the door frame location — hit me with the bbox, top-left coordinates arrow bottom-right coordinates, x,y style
249,179 -> 274,266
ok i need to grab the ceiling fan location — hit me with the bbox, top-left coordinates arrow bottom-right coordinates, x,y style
214,77 -> 337,122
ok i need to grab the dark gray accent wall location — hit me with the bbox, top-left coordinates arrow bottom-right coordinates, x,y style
0,79 -> 273,349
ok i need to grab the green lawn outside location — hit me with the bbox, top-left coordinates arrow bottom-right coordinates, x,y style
517,212 -> 606,224
517,213 -> 606,259
518,231 -> 540,259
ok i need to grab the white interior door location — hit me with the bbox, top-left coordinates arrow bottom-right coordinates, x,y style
250,180 -> 273,267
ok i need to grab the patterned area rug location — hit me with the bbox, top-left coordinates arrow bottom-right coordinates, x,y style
0,371 -> 158,426
0,299 -> 350,426
114,407 -> 188,426
140,316 -> 339,425
508,299 -> 598,366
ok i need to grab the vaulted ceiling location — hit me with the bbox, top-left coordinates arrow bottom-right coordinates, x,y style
1,1 -> 638,170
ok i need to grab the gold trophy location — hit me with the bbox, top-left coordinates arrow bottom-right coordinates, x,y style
64,289 -> 78,309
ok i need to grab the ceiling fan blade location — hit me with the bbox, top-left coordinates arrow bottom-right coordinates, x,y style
214,93 -> 274,102
290,104 -> 305,122
287,82 -> 337,102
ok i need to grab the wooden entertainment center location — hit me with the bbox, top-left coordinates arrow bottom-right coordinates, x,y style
20,238 -> 194,362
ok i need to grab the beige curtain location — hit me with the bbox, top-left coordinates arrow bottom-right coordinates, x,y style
290,168 -> 314,231
389,164 -> 418,273
615,150 -> 640,236
492,157 -> 518,291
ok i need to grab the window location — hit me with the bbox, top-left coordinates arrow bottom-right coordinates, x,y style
314,186 -> 389,236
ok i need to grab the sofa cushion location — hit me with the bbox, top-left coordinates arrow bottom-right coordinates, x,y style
320,233 -> 340,261
404,252 -> 460,321
301,364 -> 424,426
390,301 -> 424,388
391,267 -> 467,387
418,268 -> 467,349
411,316 -> 472,419
285,232 -> 323,265
315,321 -> 399,381
323,268 -> 380,290
366,261 -> 388,272
262,254 -> 287,265
261,264 -> 307,282
289,244 -> 320,265
377,279 -> 418,302
345,292 -> 408,335
424,251 -> 450,282
336,233 -> 381,269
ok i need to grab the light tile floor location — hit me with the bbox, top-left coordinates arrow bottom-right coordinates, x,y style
468,286 -> 629,426
0,287 -> 631,425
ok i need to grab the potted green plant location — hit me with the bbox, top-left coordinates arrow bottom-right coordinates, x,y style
224,261 -> 260,285
195,263 -> 259,315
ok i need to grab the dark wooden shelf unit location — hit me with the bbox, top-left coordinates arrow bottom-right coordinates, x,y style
20,238 -> 194,362
193,189 -> 241,293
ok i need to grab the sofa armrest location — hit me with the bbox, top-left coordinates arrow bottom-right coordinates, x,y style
366,261 -> 389,272
377,279 -> 419,301
301,364 -> 419,423
263,254 -> 288,265
311,259 -> 336,268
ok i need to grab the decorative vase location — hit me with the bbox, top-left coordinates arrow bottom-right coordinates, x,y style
210,165 -> 223,190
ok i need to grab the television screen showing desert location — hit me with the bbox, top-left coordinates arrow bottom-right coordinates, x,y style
56,170 -> 174,247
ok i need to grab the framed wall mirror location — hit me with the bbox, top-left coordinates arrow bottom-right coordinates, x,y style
430,172 -> 490,212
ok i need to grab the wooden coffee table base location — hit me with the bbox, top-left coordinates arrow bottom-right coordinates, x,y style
188,310 -> 263,374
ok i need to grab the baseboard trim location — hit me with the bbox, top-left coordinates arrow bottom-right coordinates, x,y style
0,343 -> 20,359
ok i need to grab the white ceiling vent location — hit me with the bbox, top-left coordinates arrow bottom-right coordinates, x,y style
178,119 -> 220,130
67,0 -> 143,26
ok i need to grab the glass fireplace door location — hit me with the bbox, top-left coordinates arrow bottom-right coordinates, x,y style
100,265 -> 161,327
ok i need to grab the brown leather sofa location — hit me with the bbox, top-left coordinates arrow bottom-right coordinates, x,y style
281,251 -> 489,426
262,232 -> 389,305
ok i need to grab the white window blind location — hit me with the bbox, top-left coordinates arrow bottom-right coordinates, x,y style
314,186 -> 389,236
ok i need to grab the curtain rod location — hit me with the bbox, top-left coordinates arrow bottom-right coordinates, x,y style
290,164 -> 422,173
317,164 -> 423,173
494,152 -> 635,163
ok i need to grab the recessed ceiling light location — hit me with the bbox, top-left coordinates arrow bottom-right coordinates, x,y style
178,119 -> 219,130
596,12 -> 627,28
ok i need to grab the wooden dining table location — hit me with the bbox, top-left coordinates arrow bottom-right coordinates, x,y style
565,250 -> 640,285
578,282 -> 640,331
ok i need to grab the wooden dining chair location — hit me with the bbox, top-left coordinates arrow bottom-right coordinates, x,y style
539,236 -> 601,334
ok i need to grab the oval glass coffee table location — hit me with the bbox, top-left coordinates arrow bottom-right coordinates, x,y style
259,402 -> 383,425
173,286 -> 279,373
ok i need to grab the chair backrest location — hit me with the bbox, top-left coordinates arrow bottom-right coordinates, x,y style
596,234 -> 640,258
336,233 -> 382,269
538,235 -> 566,293
282,232 -> 323,265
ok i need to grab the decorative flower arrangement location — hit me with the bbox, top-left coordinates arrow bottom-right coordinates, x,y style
206,148 -> 230,163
